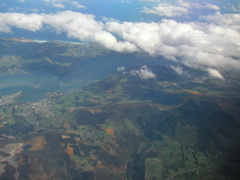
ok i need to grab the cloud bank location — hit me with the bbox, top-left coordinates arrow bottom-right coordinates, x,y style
106,18 -> 240,71
0,2 -> 239,77
0,11 -> 137,53
0,13 -> 43,33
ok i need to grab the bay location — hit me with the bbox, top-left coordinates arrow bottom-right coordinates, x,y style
0,54 -> 171,103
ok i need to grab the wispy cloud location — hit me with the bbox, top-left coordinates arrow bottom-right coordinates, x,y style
71,1 -> 85,9
170,65 -> 186,76
201,12 -> 240,30
142,0 -> 220,17
42,0 -> 85,9
204,3 -> 220,11
42,0 -> 66,8
142,3 -> 189,17
120,0 -> 131,4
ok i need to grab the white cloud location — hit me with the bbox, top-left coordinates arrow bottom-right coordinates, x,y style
42,11 -> 138,52
102,17 -> 120,23
52,3 -> 64,8
42,0 -> 85,9
177,0 -> 220,11
207,68 -> 224,80
170,65 -> 186,75
71,1 -> 85,9
0,13 -> 43,33
177,0 -> 191,8
0,10 -> 239,74
204,3 -> 220,11
42,11 -> 103,37
139,0 -> 161,2
0,11 -> 137,53
18,0 -> 25,2
120,0 -> 131,4
129,65 -> 156,79
30,8 -> 40,12
42,0 -> 66,8
93,31 -> 138,52
117,67 -> 126,72
142,0 -> 220,17
231,4 -> 240,12
142,3 -> 189,17
43,0 -> 65,3
106,19 -> 240,70
201,12 -> 240,30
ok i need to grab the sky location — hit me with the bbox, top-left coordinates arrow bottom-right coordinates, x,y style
0,0 -> 240,80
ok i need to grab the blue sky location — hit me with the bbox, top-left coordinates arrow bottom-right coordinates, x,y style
0,0 -> 240,80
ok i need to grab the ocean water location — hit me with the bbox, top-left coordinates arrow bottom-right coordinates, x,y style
0,54 -> 170,103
